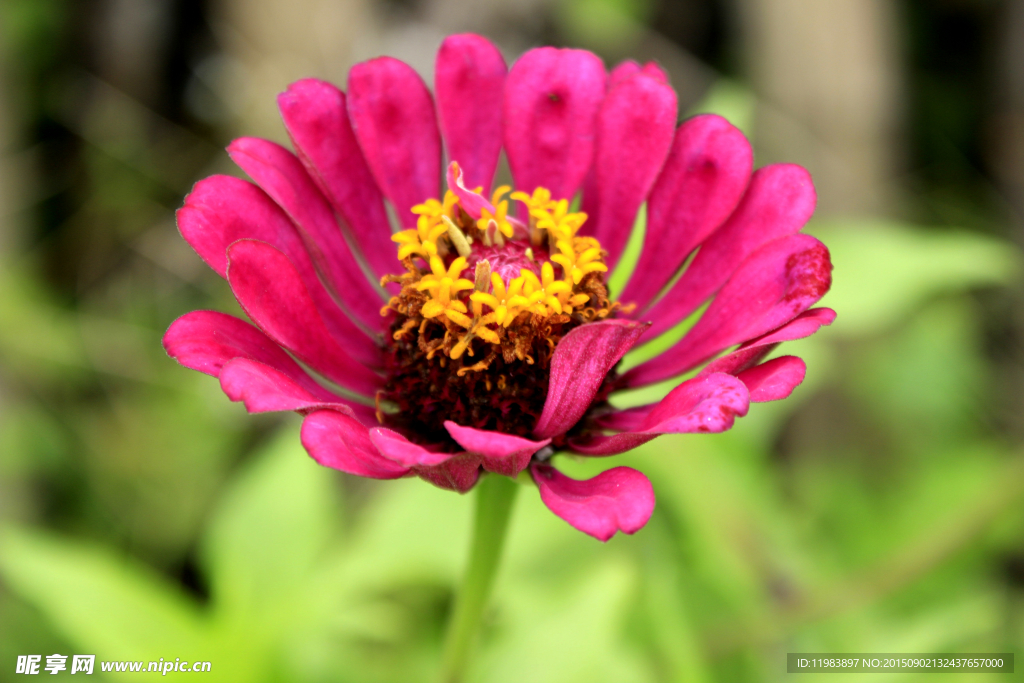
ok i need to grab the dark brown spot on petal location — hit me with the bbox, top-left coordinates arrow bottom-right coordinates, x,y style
783,244 -> 832,303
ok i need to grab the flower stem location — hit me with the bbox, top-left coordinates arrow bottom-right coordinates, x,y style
439,473 -> 519,683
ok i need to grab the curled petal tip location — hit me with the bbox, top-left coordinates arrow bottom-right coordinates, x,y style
446,161 -> 494,219
532,463 -> 655,541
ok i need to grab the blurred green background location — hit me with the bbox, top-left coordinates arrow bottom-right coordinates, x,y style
3,0 -> 1024,680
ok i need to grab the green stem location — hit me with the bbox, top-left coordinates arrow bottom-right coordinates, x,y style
439,473 -> 519,683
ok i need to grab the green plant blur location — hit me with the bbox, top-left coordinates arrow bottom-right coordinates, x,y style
3,1 -> 1024,682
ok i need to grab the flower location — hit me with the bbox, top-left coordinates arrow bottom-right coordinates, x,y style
163,34 -> 834,542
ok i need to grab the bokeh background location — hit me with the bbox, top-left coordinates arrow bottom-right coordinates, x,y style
2,0 -> 1024,680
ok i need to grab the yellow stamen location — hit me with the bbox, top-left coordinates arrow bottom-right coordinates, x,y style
384,180 -> 617,361
477,185 -> 514,239
443,215 -> 472,258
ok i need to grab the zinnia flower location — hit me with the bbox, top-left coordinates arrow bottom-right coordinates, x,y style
163,34 -> 834,541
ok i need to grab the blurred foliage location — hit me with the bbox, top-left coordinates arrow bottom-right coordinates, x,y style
3,0 -> 1024,681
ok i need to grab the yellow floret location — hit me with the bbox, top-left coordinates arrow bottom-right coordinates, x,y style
417,256 -> 474,320
470,273 -> 526,327
550,234 -> 608,285
477,185 -> 514,238
510,187 -> 555,220
396,190 -> 460,261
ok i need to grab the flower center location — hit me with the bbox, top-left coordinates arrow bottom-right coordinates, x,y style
375,166 -> 623,447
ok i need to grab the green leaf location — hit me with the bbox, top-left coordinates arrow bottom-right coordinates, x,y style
323,477 -> 469,593
478,560 -> 651,683
642,555 -> 712,683
75,389 -> 241,562
627,435 -> 790,615
846,298 -> 988,444
201,422 -> 340,620
0,527 -> 207,660
809,220 -> 1020,336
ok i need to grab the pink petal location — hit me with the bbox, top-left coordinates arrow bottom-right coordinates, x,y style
608,60 -> 640,87
698,307 -> 836,377
582,70 -> 677,270
301,409 -> 411,479
743,306 -> 837,348
415,454 -> 482,493
227,137 -> 385,331
503,47 -> 607,203
226,239 -> 383,395
531,463 -> 655,541
631,373 -> 749,431
347,57 -> 441,227
625,233 -> 832,387
607,62 -> 669,95
435,34 -> 507,192
277,79 -> 399,281
619,115 -> 753,312
445,421 -> 551,477
736,355 -> 806,402
368,428 -> 482,492
642,163 -> 816,338
219,358 -> 378,422
163,309 -> 332,395
368,428 -> 453,467
176,175 -> 379,355
177,176 -> 278,279
534,320 -> 651,438
640,61 -> 670,84
446,161 -> 494,220
573,372 -> 750,455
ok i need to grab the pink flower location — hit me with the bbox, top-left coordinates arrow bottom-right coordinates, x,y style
163,34 -> 834,542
